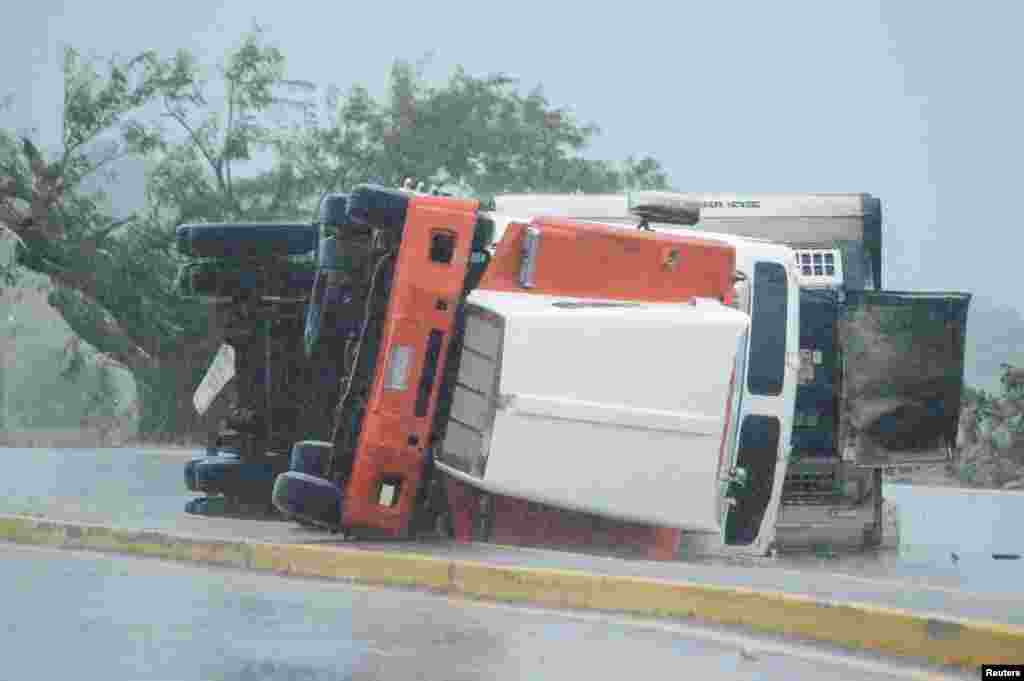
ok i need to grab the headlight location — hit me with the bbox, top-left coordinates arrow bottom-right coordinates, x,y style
384,345 -> 413,391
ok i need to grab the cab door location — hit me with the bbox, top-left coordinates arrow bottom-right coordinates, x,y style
837,291 -> 971,466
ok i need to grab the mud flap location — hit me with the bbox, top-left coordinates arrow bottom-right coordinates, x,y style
838,291 -> 971,466
193,344 -> 237,416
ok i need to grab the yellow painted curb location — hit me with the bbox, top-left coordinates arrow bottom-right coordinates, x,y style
1,513 -> 1020,670
247,542 -> 452,591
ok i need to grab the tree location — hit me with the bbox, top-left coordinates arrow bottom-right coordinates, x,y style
0,31 -> 674,443
145,25 -> 316,225
131,27 -> 317,437
283,58 -> 671,201
0,46 -> 173,389
0,36 -> 297,441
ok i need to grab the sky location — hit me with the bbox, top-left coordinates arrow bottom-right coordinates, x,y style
4,0 -> 1022,313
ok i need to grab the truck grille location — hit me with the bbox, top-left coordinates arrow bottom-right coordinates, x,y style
782,467 -> 841,505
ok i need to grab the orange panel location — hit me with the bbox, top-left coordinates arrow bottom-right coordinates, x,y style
479,217 -> 735,303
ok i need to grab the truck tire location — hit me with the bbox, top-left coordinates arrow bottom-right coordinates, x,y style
176,222 -> 318,259
193,458 -> 276,499
177,261 -> 316,301
272,471 -> 344,530
184,457 -> 205,492
184,496 -> 230,516
289,441 -> 333,478
184,451 -> 241,492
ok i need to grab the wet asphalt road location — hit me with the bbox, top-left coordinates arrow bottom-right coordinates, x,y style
0,543 -> 965,681
2,447 -> 1023,629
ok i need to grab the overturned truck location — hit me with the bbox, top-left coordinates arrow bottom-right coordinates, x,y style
176,184 -> 970,558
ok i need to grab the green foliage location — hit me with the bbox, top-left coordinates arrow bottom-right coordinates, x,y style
993,425 -> 1015,451
0,43 -> 229,438
1,28 -> 675,440
963,385 -> 986,403
1004,383 -> 1024,401
61,48 -> 161,154
144,24 -> 315,224
279,56 -> 671,204
957,461 -> 979,485
974,389 -> 996,421
0,129 -> 32,228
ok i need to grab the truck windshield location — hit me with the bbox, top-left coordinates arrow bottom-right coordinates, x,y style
747,262 -> 788,396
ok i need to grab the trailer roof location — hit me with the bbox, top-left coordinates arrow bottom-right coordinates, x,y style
493,192 -> 878,220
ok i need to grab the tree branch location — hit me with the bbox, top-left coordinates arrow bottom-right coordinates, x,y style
89,216 -> 135,246
0,199 -> 26,233
46,279 -> 160,376
225,80 -> 235,211
77,146 -> 133,184
161,97 -> 224,192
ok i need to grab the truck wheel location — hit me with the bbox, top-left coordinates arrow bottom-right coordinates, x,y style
185,496 -> 230,516
185,450 -> 242,492
193,458 -> 276,500
176,222 -> 318,259
272,471 -> 344,530
184,457 -> 205,492
289,440 -> 333,478
178,261 -> 316,302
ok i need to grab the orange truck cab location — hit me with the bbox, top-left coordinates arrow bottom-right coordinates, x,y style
272,185 -> 485,536
272,184 -> 742,540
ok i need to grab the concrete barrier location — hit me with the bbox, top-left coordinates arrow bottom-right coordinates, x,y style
1,512 -> 1019,671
